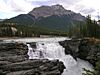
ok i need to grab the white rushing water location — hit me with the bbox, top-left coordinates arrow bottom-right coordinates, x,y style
4,37 -> 70,43
3,37 -> 93,75
27,39 -> 93,75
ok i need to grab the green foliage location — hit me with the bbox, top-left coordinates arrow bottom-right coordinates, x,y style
0,21 -> 67,37
0,14 -> 100,38
67,15 -> 100,38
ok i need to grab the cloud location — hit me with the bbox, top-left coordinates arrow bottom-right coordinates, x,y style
0,0 -> 11,12
26,0 -> 48,1
0,0 -> 80,13
73,4 -> 96,14
0,0 -> 100,19
9,0 -> 25,12
0,0 -> 36,19
10,0 -> 34,12
0,0 -> 34,13
80,8 -> 96,14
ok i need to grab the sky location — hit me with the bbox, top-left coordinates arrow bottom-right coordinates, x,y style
0,0 -> 100,20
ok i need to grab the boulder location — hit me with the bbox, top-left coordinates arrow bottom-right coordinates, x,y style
27,42 -> 37,48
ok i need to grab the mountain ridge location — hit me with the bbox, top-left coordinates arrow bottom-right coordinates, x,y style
1,4 -> 86,33
29,4 -> 85,21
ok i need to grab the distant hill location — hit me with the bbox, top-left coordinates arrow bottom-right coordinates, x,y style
0,4 -> 86,37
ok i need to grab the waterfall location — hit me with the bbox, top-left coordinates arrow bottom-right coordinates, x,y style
27,41 -> 93,75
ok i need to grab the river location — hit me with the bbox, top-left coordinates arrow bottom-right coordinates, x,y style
3,37 -> 93,75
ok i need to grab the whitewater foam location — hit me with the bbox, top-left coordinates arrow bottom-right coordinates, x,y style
27,40 -> 93,75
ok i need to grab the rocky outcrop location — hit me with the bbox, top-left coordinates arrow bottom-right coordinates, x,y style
0,59 -> 65,75
0,42 -> 28,62
27,42 -> 37,48
59,39 -> 80,60
59,38 -> 100,66
0,42 -> 65,75
78,39 -> 100,65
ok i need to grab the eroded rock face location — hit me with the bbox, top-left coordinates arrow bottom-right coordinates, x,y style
0,59 -> 65,75
78,39 -> 100,65
59,39 -> 80,60
59,38 -> 100,66
0,42 -> 65,75
0,42 -> 28,62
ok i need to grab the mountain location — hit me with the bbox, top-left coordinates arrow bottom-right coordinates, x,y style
29,4 -> 85,21
1,4 -> 86,34
29,5 -> 73,18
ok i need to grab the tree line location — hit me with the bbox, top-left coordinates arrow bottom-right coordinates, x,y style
0,15 -> 100,38
68,15 -> 100,38
0,22 -> 67,37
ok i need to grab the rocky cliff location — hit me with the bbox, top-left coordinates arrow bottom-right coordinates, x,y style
59,38 -> 100,66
